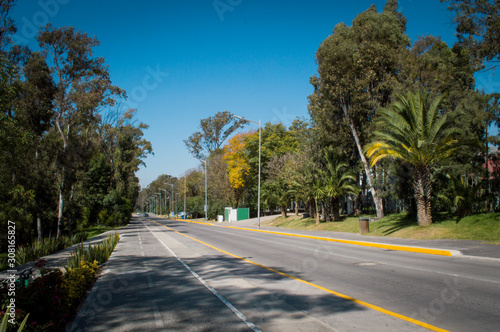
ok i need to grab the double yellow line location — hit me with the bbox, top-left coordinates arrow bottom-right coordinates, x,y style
153,219 -> 448,332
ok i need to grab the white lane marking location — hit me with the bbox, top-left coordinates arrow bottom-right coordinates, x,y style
145,272 -> 164,328
141,247 -> 164,329
191,223 -> 500,285
152,301 -> 164,328
147,274 -> 154,288
142,221 -> 262,332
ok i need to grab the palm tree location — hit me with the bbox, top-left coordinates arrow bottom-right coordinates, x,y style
365,91 -> 465,226
261,182 -> 278,215
323,158 -> 359,221
312,179 -> 325,225
437,173 -> 486,220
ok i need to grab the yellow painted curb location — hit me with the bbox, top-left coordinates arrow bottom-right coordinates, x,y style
223,226 -> 457,256
155,216 -> 459,256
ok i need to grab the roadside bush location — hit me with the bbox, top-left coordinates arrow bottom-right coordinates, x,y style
63,260 -> 98,309
208,200 -> 226,220
12,268 -> 68,331
1,257 -> 102,331
65,233 -> 119,269
14,233 -> 89,266
97,210 -> 110,225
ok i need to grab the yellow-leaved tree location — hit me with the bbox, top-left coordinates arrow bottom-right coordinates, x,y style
223,131 -> 256,207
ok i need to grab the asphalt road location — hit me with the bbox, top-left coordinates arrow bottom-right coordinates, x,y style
71,216 -> 500,331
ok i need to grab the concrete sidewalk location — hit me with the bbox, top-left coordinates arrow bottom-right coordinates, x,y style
0,228 -> 123,281
217,214 -> 500,259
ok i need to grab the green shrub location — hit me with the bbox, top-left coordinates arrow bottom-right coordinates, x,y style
14,233 -> 89,266
1,259 -> 99,331
97,209 -> 110,225
63,260 -> 98,309
65,233 -> 119,269
9,269 -> 68,331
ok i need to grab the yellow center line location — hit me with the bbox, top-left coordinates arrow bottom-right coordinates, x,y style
152,220 -> 448,332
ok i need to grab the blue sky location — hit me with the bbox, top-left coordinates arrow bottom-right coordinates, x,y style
11,0 -> 499,188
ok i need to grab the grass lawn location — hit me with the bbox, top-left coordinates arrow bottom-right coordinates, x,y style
264,212 -> 500,244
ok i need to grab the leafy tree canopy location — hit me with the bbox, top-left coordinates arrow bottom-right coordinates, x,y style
442,0 -> 500,68
184,111 -> 247,160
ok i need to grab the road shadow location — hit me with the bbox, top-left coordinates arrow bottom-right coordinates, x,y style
372,214 -> 416,235
70,218 -> 368,331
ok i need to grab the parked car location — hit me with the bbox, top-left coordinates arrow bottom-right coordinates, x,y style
144,213 -> 149,217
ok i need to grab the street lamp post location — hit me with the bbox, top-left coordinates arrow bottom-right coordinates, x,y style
234,115 -> 261,229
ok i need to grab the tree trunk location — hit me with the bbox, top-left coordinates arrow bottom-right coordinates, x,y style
342,104 -> 384,218
55,115 -> 68,239
331,197 -> 340,221
36,213 -> 42,241
56,186 -> 64,238
309,198 -> 315,218
315,199 -> 320,225
295,198 -> 299,216
414,166 -> 432,226
281,204 -> 287,219
354,192 -> 363,215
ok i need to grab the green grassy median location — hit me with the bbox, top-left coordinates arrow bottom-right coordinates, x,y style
264,212 -> 500,244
